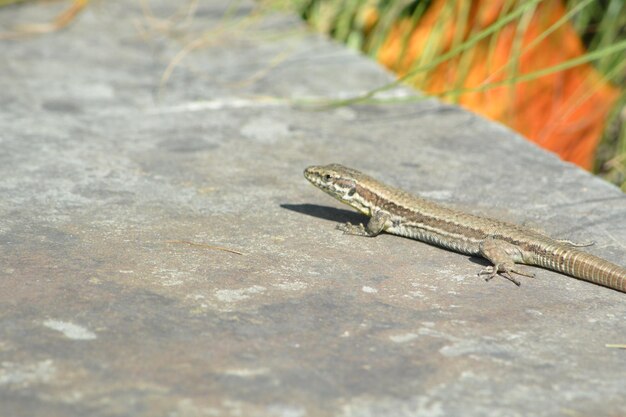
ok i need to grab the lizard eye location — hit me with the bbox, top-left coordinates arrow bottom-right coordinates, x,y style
323,174 -> 332,181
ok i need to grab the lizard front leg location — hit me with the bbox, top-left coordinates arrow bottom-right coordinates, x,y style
337,209 -> 391,237
478,237 -> 535,286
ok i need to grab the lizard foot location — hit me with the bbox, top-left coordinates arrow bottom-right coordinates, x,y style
337,222 -> 372,236
336,210 -> 389,238
478,264 -> 535,287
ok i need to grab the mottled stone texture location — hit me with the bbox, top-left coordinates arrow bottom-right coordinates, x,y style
0,1 -> 625,417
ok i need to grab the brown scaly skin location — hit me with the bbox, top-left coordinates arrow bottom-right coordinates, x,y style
304,163 -> 626,293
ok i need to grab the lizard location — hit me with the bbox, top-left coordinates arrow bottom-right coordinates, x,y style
303,163 -> 626,293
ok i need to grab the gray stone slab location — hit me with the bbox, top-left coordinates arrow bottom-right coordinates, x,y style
1,1 -> 625,417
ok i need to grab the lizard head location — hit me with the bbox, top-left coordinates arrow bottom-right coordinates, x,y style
304,164 -> 369,213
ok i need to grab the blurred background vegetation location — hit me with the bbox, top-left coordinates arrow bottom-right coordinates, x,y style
283,0 -> 626,190
2,0 -> 625,190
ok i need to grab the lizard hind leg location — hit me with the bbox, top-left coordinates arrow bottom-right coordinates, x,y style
478,237 -> 535,287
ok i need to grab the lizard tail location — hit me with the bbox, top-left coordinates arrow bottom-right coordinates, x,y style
534,248 -> 626,293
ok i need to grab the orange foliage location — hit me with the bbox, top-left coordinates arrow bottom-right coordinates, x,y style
377,0 -> 618,169
0,0 -> 89,40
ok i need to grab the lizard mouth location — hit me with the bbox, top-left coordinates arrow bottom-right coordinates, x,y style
304,166 -> 339,199
303,166 -> 316,182
303,166 -> 326,186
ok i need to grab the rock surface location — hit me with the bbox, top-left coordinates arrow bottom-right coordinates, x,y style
1,1 -> 625,416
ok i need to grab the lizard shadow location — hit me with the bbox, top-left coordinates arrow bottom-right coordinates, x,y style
280,203 -> 367,225
283,203 -> 502,275
282,203 -> 495,264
